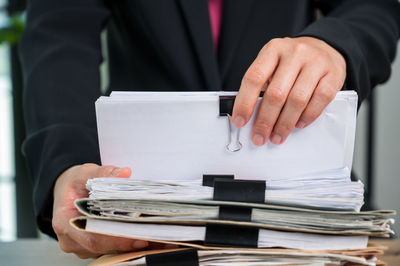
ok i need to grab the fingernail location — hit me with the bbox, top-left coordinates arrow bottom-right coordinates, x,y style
119,167 -> 131,178
111,168 -> 121,176
270,134 -> 282,145
253,134 -> 265,146
233,116 -> 245,128
132,240 -> 148,249
296,121 -> 306,129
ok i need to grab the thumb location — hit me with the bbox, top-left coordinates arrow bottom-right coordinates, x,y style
96,165 -> 132,178
111,167 -> 132,178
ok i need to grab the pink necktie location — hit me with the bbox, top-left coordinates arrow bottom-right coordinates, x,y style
208,0 -> 224,51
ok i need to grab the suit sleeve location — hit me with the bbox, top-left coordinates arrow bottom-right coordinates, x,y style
296,0 -> 400,105
19,0 -> 110,238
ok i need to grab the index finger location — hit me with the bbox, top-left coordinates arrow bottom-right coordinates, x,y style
232,41 -> 280,128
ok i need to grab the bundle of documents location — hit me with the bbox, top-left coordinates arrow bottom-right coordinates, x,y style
95,91 -> 358,180
76,198 -> 394,237
90,248 -> 387,266
73,91 -> 396,266
93,90 -> 364,212
87,173 -> 364,211
73,190 -> 394,250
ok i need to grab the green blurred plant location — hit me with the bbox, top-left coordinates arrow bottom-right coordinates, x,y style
0,13 -> 25,45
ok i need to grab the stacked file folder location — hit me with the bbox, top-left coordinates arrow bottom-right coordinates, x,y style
89,247 -> 388,266
86,172 -> 365,211
72,91 -> 396,266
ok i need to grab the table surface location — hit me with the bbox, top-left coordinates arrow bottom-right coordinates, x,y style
0,239 -> 93,266
0,239 -> 399,266
374,239 -> 400,265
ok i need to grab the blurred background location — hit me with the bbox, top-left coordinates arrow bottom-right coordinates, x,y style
0,0 -> 399,241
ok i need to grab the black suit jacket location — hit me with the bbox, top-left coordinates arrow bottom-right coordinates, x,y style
19,0 -> 400,238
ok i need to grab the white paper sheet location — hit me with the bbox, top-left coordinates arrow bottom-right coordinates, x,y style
114,250 -> 374,266
86,218 -> 368,250
87,175 -> 365,211
95,91 -> 358,181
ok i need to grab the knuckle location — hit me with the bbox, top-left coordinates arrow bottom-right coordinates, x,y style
100,166 -> 115,176
294,42 -> 308,54
237,100 -> 253,111
290,93 -> 308,109
338,70 -> 346,81
265,87 -> 285,105
80,163 -> 98,174
281,122 -> 294,133
254,120 -> 273,135
303,108 -> 320,122
266,38 -> 282,49
276,122 -> 293,134
243,68 -> 265,87
317,88 -> 335,103
236,101 -> 253,118
331,69 -> 345,82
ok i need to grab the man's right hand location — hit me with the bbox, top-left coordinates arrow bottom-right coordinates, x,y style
52,163 -> 150,258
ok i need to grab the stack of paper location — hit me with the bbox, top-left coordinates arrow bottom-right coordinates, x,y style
72,189 -> 394,250
82,219 -> 368,250
95,91 -> 357,181
72,91 -> 396,266
76,198 -> 395,236
87,173 -> 364,211
90,248 -> 385,266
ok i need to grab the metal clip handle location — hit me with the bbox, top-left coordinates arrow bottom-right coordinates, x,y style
226,114 -> 242,152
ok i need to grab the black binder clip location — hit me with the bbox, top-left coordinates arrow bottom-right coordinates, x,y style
202,174 -> 234,187
219,96 -> 235,116
219,92 -> 264,116
205,224 -> 259,248
146,249 -> 199,266
205,179 -> 266,248
213,179 -> 266,203
219,96 -> 242,152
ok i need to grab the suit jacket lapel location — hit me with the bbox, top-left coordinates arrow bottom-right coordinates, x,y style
178,0 -> 221,91
218,0 -> 255,85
